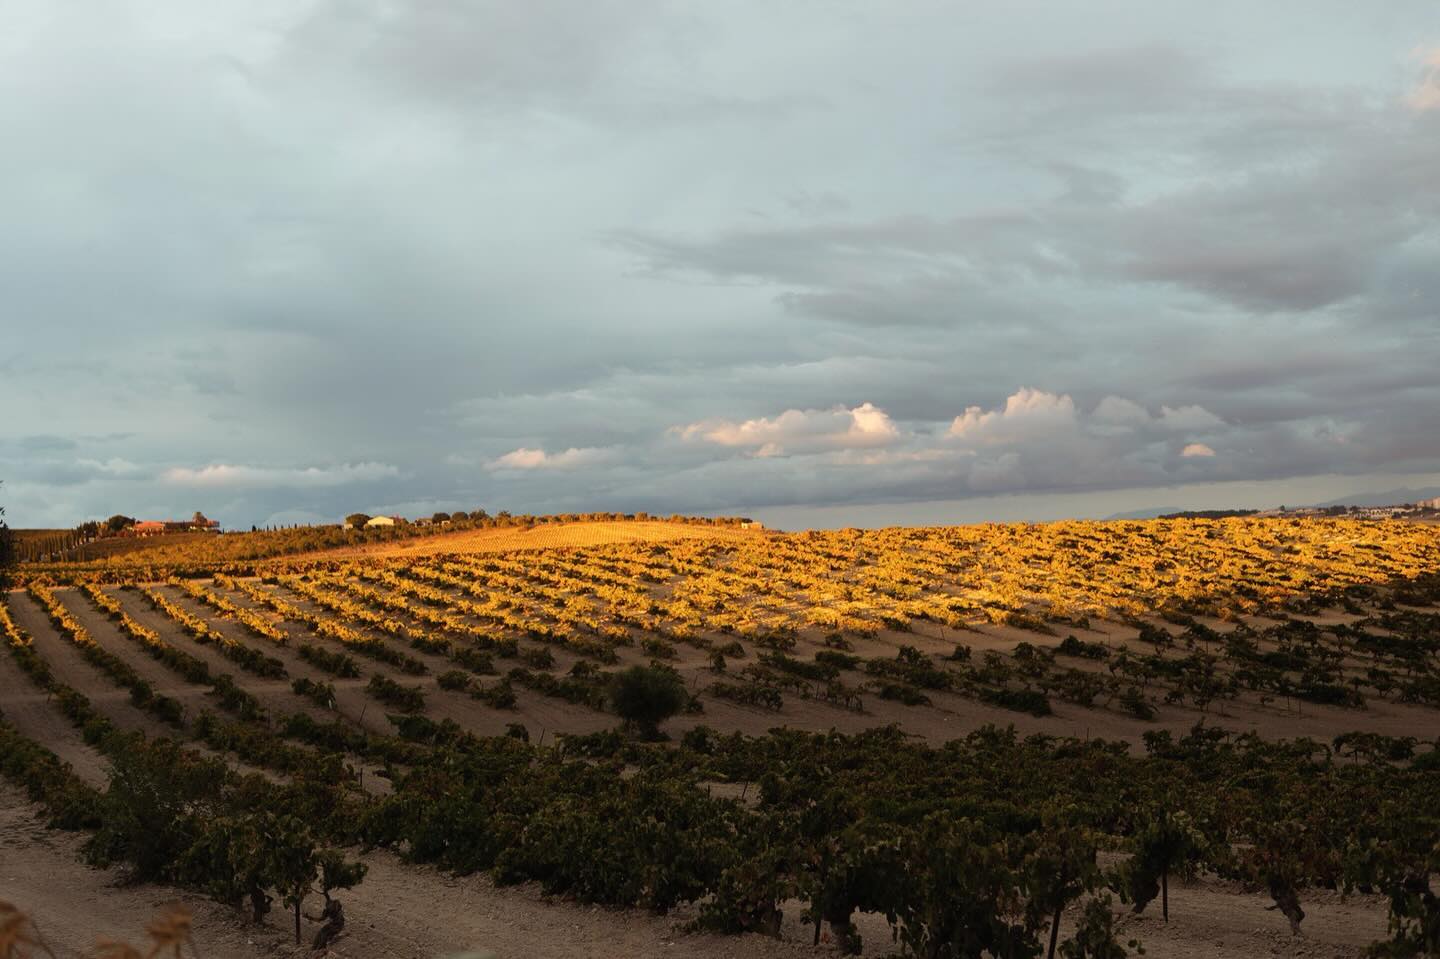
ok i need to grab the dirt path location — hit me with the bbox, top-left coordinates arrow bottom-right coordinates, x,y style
264,579 -> 457,673
143,583 -> 397,733
257,580 -> 613,741
59,588 -> 218,711
0,784 -> 291,959
0,630 -> 110,787
109,587 -> 282,686
202,581 -> 398,736
5,592 -> 178,742
107,586 -> 362,729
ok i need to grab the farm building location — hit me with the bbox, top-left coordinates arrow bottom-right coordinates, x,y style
127,517 -> 221,536
365,515 -> 399,528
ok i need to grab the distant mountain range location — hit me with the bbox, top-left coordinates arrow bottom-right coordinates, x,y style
1309,487 -> 1440,508
1102,485 -> 1440,521
1103,507 -> 1188,520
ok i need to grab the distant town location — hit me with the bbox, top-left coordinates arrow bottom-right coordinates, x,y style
1261,496 -> 1440,520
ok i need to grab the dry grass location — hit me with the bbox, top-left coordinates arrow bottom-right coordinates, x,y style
316,520 -> 770,559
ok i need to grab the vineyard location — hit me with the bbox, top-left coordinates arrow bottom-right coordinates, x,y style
2,517 -> 1439,957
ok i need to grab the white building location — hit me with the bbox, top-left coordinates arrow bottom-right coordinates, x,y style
365,515 -> 398,528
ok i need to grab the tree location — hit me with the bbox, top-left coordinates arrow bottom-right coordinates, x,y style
271,839 -> 365,947
609,665 -> 688,739
431,512 -> 451,524
86,737 -> 231,882
105,514 -> 135,534
0,481 -> 13,590
896,815 -> 1039,959
1124,806 -> 1209,922
311,847 -> 367,948
265,815 -> 319,944
344,513 -> 371,529
1026,822 -> 1101,959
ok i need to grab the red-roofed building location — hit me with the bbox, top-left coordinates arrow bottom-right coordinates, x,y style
125,515 -> 221,536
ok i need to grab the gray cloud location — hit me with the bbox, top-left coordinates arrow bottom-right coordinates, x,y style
3,2 -> 1438,528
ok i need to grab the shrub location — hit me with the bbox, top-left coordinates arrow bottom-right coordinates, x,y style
876,682 -> 931,706
815,649 -> 862,671
473,679 -> 518,710
609,665 -> 688,739
437,669 -> 473,692
709,681 -> 784,710
641,637 -> 677,659
1058,635 -> 1108,660
1119,686 -> 1155,721
365,675 -> 425,713
519,646 -> 556,670
454,647 -> 495,674
978,686 -> 1052,717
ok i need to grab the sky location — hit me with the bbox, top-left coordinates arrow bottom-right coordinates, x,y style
4,1 -> 1440,531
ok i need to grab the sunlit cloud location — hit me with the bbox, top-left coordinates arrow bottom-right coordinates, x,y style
487,447 -> 615,471
1407,46 -> 1440,112
676,402 -> 899,456
161,462 -> 401,488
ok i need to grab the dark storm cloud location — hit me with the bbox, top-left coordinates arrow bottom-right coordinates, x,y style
3,2 -> 1438,527
619,111 -> 1439,319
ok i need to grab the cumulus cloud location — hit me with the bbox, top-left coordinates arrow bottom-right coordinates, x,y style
161,463 -> 401,488
647,388 -> 1235,504
1182,443 -> 1217,458
926,388 -> 1227,493
948,388 -> 1077,444
486,447 -> 614,471
676,402 -> 899,455
943,390 -> 1225,451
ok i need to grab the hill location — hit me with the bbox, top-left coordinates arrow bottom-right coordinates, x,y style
3,516 -> 1439,957
14,516 -> 759,574
318,519 -> 770,559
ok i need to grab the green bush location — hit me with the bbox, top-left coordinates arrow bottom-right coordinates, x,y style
609,665 -> 688,739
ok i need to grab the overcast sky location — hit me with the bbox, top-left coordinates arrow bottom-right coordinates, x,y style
5,1 -> 1440,530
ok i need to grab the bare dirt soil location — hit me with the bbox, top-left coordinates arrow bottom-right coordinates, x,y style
5,592 -> 178,743
0,651 -> 109,787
